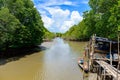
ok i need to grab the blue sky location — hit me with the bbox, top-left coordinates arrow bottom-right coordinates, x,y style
32,0 -> 90,33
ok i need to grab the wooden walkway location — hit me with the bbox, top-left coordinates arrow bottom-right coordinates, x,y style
96,60 -> 120,80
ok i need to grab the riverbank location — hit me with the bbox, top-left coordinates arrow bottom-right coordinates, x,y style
0,38 -> 88,58
0,42 -> 51,65
0,39 -> 83,80
0,40 -> 54,58
63,38 -> 89,42
0,46 -> 40,58
0,39 -> 97,80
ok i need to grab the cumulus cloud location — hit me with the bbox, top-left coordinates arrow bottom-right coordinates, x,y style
41,15 -> 54,28
41,7 -> 83,33
71,11 -> 83,24
60,20 -> 74,32
41,7 -> 70,32
46,7 -> 70,21
32,0 -> 88,33
60,11 -> 83,32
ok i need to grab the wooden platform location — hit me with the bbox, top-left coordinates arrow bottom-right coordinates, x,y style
96,60 -> 120,80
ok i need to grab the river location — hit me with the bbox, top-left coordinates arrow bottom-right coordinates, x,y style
0,38 -> 94,80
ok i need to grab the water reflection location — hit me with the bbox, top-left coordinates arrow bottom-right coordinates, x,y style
46,38 -> 70,55
41,38 -> 83,80
0,38 -> 89,80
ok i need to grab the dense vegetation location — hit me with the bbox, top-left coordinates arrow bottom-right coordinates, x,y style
0,0 -> 53,51
43,27 -> 55,41
63,0 -> 120,41
62,21 -> 88,41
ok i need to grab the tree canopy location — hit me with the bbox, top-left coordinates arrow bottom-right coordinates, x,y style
0,0 -> 53,51
63,0 -> 120,41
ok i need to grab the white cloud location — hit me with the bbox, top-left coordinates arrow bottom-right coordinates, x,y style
46,7 -> 70,20
33,0 -> 84,33
43,0 -> 75,6
41,7 -> 83,33
60,11 -> 83,33
41,15 -> 54,28
71,11 -> 83,24
44,7 -> 71,30
33,0 -> 77,11
81,0 -> 89,4
60,20 -> 74,32
63,1 -> 73,5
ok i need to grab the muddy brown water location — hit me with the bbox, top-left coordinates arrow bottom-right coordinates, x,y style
0,38 -> 91,80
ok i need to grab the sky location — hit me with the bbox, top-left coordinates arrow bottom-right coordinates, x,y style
32,0 -> 90,33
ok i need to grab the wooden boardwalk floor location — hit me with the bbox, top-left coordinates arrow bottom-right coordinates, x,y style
96,60 -> 120,80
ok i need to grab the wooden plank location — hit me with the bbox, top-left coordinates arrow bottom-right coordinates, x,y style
96,60 -> 120,80
93,58 -> 110,61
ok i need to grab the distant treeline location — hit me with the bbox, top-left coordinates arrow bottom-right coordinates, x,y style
0,0 -> 54,51
62,0 -> 120,41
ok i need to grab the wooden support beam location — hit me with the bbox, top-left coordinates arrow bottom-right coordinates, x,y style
110,41 -> 112,65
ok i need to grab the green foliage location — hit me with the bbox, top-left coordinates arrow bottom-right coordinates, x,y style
90,0 -> 118,39
0,0 -> 46,50
56,33 -> 62,37
0,8 -> 20,50
62,21 -> 88,41
63,0 -> 119,41
43,27 -> 55,40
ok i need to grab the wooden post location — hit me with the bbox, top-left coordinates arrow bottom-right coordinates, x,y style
103,67 -> 106,80
117,32 -> 120,80
87,44 -> 90,71
99,64 -> 102,80
91,35 -> 96,72
91,34 -> 95,59
92,34 -> 95,53
110,41 -> 112,65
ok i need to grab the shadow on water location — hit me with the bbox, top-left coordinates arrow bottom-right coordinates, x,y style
0,45 -> 47,65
